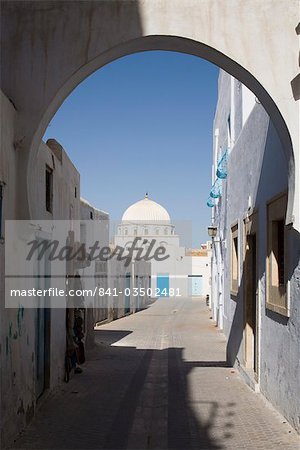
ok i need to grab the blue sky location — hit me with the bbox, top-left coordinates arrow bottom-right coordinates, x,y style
44,51 -> 219,246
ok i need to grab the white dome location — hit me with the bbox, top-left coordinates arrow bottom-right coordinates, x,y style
122,196 -> 170,223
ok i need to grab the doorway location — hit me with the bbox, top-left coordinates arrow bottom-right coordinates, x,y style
35,241 -> 51,399
188,275 -> 203,296
157,274 -> 170,297
244,213 -> 259,379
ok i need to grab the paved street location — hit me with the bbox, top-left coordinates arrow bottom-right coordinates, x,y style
11,298 -> 299,450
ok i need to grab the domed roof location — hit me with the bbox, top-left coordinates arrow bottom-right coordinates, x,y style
122,195 -> 170,223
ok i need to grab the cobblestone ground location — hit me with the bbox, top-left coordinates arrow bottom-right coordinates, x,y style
11,297 -> 300,450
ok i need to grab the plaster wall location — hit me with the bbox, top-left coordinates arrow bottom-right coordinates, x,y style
0,0 -> 298,227
107,256 -> 151,320
132,260 -> 152,311
32,140 -> 81,389
31,140 -> 80,221
0,90 -> 29,447
1,0 -> 300,440
242,85 -> 256,126
80,199 -> 111,333
191,255 -> 211,296
212,71 -> 300,432
107,258 -> 127,320
0,132 -> 81,446
115,225 -> 187,298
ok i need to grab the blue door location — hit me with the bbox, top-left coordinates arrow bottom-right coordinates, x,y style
188,275 -> 203,296
157,274 -> 169,297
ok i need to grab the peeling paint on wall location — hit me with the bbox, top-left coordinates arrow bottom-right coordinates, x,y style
17,399 -> 24,415
9,322 -> 18,340
17,304 -> 24,336
25,402 -> 34,425
5,336 -> 9,356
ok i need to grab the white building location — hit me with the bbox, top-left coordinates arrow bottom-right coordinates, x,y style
186,245 -> 212,298
80,198 -> 152,324
80,198 -> 110,343
1,132 -> 82,444
209,70 -> 300,433
114,195 -> 187,297
107,256 -> 151,319
114,195 -> 211,298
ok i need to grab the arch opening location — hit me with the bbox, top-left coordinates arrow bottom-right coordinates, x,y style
28,35 -> 295,225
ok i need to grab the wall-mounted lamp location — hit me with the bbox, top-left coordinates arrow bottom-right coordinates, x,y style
207,226 -> 217,238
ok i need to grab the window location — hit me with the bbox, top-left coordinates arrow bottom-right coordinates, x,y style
45,166 -> 53,213
155,228 -> 159,235
90,211 -> 93,220
74,186 -> 77,198
144,228 -> 148,235
164,228 -> 168,235
124,228 -> 128,236
231,224 -> 239,295
267,193 -> 288,316
134,228 -> 137,236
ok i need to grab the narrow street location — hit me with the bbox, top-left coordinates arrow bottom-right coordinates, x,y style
12,298 -> 299,450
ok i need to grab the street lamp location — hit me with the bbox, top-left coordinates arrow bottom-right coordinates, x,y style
207,226 -> 217,238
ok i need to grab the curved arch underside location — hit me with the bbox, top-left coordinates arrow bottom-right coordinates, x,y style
1,0 -> 298,227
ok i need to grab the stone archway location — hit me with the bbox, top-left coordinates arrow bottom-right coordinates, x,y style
1,0 -> 299,227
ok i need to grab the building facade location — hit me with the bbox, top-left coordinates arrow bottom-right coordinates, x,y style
0,130 -> 81,445
80,198 -> 152,326
80,198 -> 110,339
210,70 -> 300,432
114,195 -> 187,297
186,244 -> 212,297
114,195 -> 212,299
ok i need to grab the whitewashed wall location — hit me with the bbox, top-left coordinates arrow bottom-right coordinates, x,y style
211,70 -> 300,433
1,126 -> 81,446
